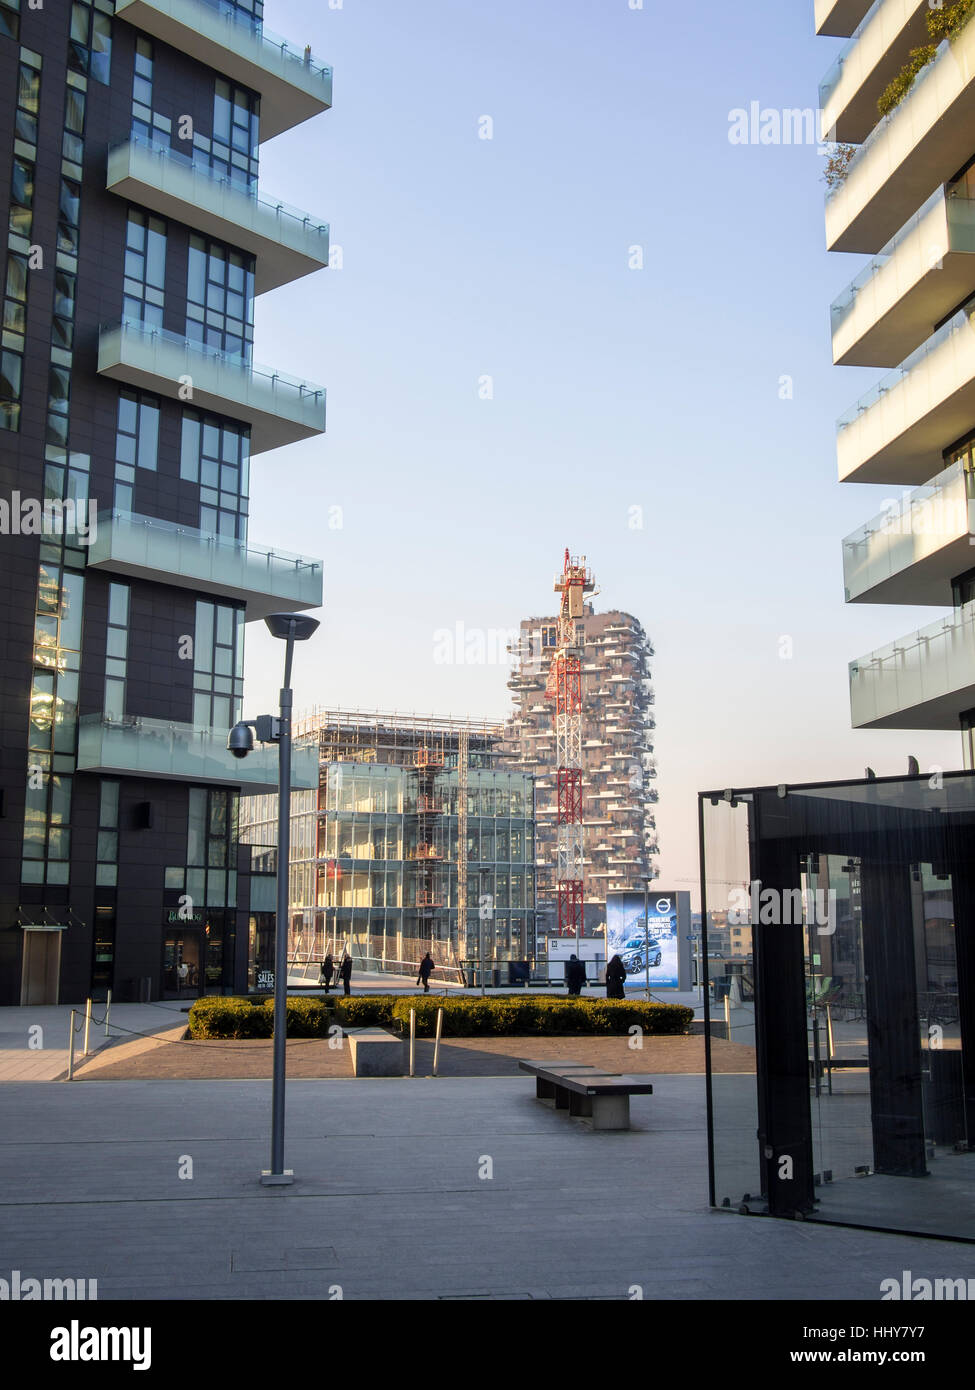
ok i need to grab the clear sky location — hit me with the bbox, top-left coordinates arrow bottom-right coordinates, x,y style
244,0 -> 960,902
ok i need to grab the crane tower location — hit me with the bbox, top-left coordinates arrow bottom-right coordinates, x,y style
546,550 -> 596,937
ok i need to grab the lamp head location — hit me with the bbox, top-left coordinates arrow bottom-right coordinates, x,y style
265,612 -> 320,641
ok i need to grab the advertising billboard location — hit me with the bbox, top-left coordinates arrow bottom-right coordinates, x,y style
606,891 -> 683,990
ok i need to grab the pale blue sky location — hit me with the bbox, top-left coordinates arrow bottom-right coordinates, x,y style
244,0 -> 960,895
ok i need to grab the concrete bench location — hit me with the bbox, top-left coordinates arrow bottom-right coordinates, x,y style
347,1027 -> 406,1077
519,1060 -> 653,1130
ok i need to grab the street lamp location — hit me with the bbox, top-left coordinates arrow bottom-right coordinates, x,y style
229,611 -> 319,1187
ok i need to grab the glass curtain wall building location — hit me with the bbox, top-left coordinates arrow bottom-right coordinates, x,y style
240,710 -> 536,984
0,0 -> 328,1005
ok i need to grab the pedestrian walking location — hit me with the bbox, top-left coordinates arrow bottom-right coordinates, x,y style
319,953 -> 334,993
605,953 -> 626,1000
339,952 -> 352,996
417,951 -> 435,992
565,953 -> 586,996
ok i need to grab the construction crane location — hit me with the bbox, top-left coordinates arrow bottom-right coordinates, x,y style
546,550 -> 595,938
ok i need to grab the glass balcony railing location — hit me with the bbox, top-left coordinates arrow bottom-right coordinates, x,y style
842,460 -> 973,601
819,0 -> 884,109
836,299 -> 975,432
97,319 -> 326,454
107,135 -> 329,293
77,713 -> 319,790
115,0 -> 332,140
196,0 -> 332,87
849,603 -> 975,727
825,37 -> 952,206
830,185 -> 949,331
87,510 -> 323,619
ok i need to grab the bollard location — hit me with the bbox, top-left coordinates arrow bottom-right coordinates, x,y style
409,1007 -> 415,1078
67,1010 -> 76,1082
105,988 -> 112,1038
723,993 -> 731,1040
83,998 -> 92,1057
433,1007 -> 444,1077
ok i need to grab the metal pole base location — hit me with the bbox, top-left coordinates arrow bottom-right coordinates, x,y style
260,1171 -> 295,1186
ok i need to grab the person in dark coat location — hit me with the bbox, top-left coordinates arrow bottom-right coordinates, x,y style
339,953 -> 352,996
605,954 -> 626,1000
319,954 -> 334,993
565,953 -> 586,996
417,952 -> 435,992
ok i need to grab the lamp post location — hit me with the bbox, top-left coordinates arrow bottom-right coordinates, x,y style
642,875 -> 653,1002
228,611 -> 319,1187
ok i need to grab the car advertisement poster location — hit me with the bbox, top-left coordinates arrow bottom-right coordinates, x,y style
606,892 -> 680,989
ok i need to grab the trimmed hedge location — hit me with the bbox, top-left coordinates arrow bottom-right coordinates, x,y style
188,993 -> 693,1040
188,996 -> 272,1039
332,995 -> 394,1028
390,995 -> 692,1038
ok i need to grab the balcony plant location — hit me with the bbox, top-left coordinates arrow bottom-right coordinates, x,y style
822,143 -> 858,190
877,0 -> 975,118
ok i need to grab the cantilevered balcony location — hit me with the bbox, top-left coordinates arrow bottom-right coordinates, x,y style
77,714 -> 319,791
849,603 -> 975,728
115,0 -> 332,141
820,0 -> 931,144
842,460 -> 975,603
86,511 -> 323,620
107,138 -> 329,294
825,20 -> 975,253
97,321 -> 326,455
817,0 -> 876,36
836,303 -> 975,484
831,183 -> 975,366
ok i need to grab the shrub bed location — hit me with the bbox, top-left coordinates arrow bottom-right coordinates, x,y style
188,996 -> 272,1039
188,993 -> 693,1040
390,995 -> 692,1038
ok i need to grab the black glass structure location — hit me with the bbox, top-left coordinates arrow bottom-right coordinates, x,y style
700,771 -> 975,1241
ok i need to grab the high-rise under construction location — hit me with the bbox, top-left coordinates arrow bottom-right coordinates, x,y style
501,581 -> 658,939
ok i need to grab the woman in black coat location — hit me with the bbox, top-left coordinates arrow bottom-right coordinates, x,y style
605,954 -> 626,1000
339,953 -> 353,996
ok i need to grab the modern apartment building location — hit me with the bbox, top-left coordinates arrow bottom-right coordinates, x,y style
820,1 -> 975,759
0,0 -> 328,1004
501,607 -> 658,937
239,710 -> 537,981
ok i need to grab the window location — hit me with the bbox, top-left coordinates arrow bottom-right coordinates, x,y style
16,62 -> 40,146
63,83 -> 86,166
9,156 -> 33,238
104,582 -> 129,718
4,252 -> 27,339
57,175 -> 81,255
186,235 -> 254,358
193,600 -> 244,730
210,78 -> 259,187
1,342 -> 23,432
68,1 -> 111,85
0,0 -> 20,40
52,267 -> 76,350
180,411 -> 250,540
123,209 -> 166,327
115,390 -> 160,489
96,780 -> 119,887
187,786 -> 238,910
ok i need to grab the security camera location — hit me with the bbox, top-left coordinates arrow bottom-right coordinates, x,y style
228,722 -> 255,759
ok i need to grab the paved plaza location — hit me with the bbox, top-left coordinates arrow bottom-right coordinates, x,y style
3,1075 -> 975,1300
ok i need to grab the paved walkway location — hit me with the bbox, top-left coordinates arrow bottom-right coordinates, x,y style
2,1076 -> 972,1300
0,1001 -> 190,1082
71,1030 -> 755,1081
